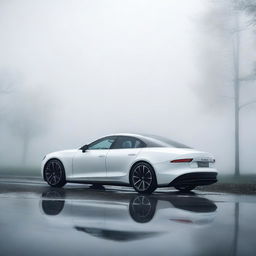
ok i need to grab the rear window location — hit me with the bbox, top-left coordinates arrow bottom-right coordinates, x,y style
139,134 -> 191,148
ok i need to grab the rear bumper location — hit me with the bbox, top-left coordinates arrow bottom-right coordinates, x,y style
154,161 -> 218,186
168,172 -> 217,187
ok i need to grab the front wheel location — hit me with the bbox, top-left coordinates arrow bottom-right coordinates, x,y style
174,185 -> 196,192
130,162 -> 157,194
44,159 -> 66,187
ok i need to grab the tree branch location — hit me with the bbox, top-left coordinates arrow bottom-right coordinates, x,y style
221,95 -> 235,100
239,99 -> 256,110
239,74 -> 256,82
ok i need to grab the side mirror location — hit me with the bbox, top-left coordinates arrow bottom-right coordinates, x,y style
81,145 -> 88,153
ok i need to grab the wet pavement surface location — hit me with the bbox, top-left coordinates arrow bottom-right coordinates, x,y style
0,179 -> 256,256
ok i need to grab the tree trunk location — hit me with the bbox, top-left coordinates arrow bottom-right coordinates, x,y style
234,71 -> 240,177
234,5 -> 240,178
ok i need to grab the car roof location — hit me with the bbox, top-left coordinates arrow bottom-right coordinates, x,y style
101,133 -> 190,148
105,133 -> 149,139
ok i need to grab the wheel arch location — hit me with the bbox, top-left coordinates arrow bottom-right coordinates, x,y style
129,160 -> 158,186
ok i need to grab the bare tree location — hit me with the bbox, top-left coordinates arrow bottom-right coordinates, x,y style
199,0 -> 256,177
239,0 -> 256,26
6,87 -> 52,165
0,70 -> 18,123
233,0 -> 256,176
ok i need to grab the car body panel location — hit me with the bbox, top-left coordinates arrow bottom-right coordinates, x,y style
41,133 -> 218,188
72,149 -> 109,180
105,148 -> 143,182
41,149 -> 76,179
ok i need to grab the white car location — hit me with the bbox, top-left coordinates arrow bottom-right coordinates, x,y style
41,133 -> 218,194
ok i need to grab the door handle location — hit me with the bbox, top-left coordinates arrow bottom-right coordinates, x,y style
98,155 -> 105,158
128,154 -> 137,156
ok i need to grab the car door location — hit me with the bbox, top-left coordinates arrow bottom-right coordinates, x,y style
72,136 -> 116,180
106,136 -> 145,179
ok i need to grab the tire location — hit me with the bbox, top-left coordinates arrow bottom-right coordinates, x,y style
130,162 -> 157,194
174,185 -> 196,192
44,159 -> 66,188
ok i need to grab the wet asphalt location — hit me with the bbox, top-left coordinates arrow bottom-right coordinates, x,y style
0,179 -> 256,256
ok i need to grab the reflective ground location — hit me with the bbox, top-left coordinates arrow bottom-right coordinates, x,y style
0,180 -> 256,256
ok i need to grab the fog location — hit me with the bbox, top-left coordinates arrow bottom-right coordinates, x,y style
0,0 -> 255,176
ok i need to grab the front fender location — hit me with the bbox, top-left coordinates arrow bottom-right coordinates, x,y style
41,149 -> 78,180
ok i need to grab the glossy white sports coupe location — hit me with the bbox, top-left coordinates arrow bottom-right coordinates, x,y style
41,133 -> 218,194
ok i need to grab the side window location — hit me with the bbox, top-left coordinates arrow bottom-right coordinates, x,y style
88,137 -> 116,150
134,140 -> 143,148
112,136 -> 146,149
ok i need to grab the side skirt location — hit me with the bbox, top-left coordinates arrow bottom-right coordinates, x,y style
66,180 -> 131,187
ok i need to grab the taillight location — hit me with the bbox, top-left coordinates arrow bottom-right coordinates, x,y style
171,158 -> 193,163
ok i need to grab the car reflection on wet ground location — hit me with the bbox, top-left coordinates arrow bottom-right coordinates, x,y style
0,180 -> 256,256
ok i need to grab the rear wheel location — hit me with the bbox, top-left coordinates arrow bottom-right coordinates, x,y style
175,185 -> 196,192
130,162 -> 157,194
44,159 -> 66,187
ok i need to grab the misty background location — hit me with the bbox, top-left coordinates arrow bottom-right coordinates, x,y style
0,0 -> 255,178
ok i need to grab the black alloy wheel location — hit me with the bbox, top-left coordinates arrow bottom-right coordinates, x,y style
130,162 -> 157,194
44,159 -> 66,187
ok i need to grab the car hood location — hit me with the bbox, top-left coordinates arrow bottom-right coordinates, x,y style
46,149 -> 78,158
